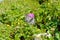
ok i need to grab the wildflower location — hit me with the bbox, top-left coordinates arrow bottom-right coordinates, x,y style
25,13 -> 35,24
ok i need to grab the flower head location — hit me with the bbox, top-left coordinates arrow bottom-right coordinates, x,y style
27,13 -> 34,18
25,13 -> 35,24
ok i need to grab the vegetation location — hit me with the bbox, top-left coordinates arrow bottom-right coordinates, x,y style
0,0 -> 60,40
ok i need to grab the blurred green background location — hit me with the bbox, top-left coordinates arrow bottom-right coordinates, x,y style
0,0 -> 60,40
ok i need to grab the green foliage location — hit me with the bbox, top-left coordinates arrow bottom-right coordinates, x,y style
0,0 -> 60,40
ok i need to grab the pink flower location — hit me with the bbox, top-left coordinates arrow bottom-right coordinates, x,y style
27,13 -> 34,18
25,13 -> 35,24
